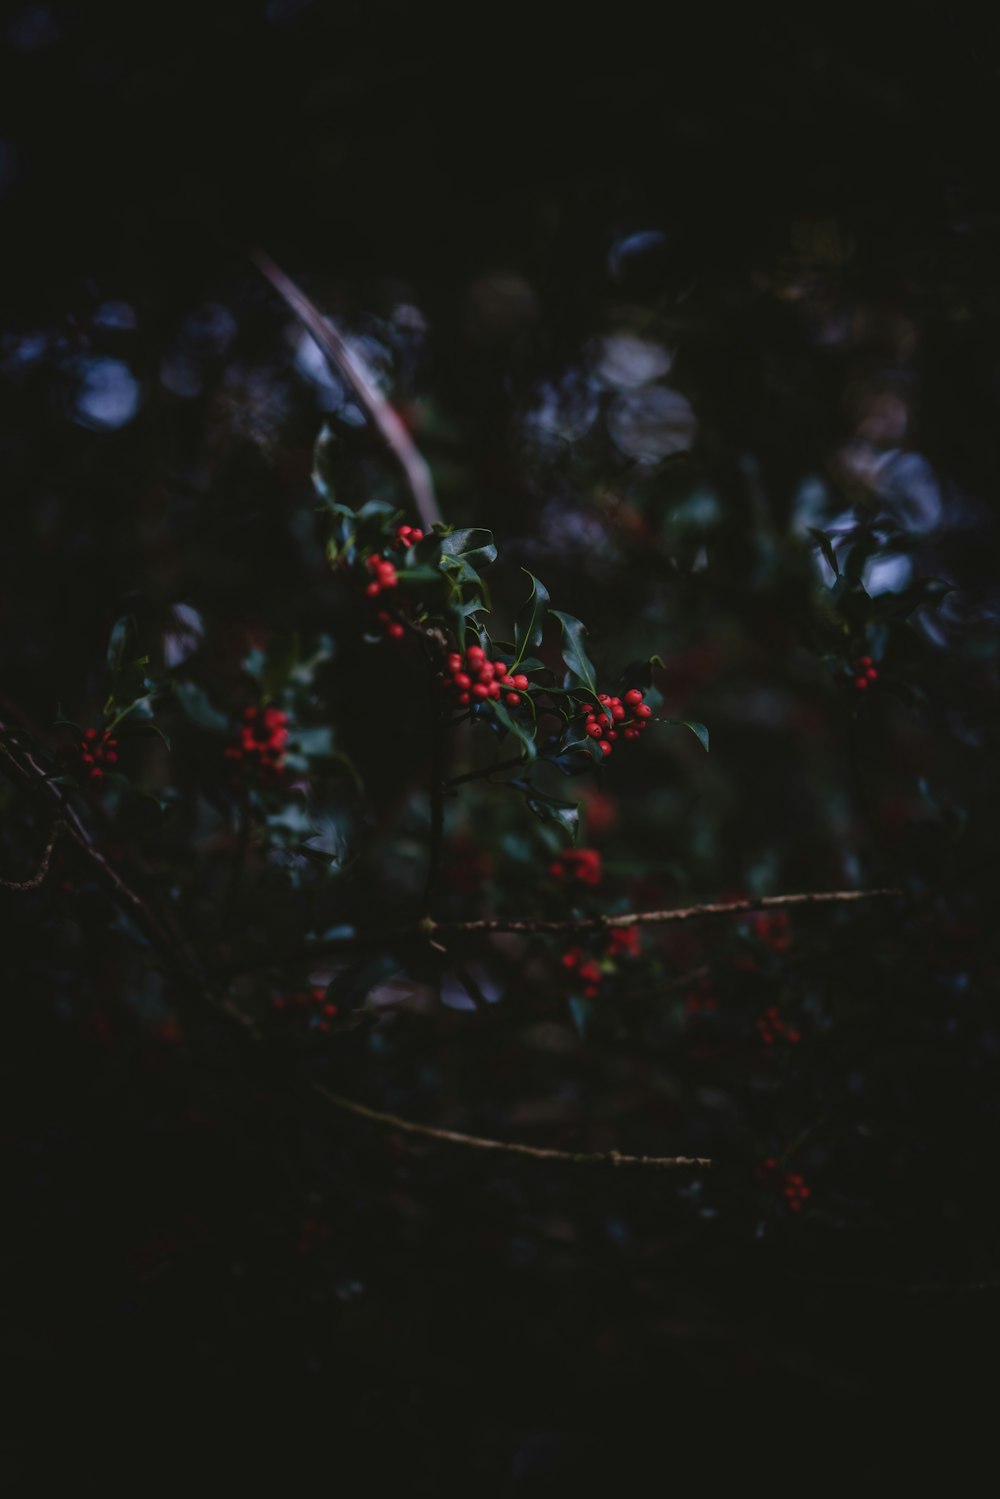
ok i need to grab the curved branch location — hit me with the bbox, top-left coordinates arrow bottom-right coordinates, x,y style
0,819 -> 63,891
313,1086 -> 711,1169
250,248 -> 442,531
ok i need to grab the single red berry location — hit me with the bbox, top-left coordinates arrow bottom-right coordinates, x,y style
866,667 -> 878,681
634,703 -> 652,719
624,688 -> 643,707
472,683 -> 489,699
389,623 -> 405,640
599,741 -> 612,757
454,672 -> 471,690
854,677 -> 868,690
466,645 -> 485,665
505,693 -> 520,707
457,692 -> 471,705
512,674 -> 529,691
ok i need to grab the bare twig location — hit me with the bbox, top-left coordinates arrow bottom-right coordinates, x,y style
250,248 -> 441,531
423,887 -> 902,937
0,819 -> 63,891
0,720 -> 260,1042
212,887 -> 901,977
313,1086 -> 711,1169
445,754 -> 529,789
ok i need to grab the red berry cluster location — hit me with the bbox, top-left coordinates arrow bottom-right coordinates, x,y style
751,910 -> 792,953
549,847 -> 602,886
561,948 -> 603,998
581,689 -> 652,758
756,1005 -> 801,1047
852,655 -> 879,691
560,925 -> 643,1000
224,705 -> 289,776
443,644 -> 529,708
757,1158 -> 812,1212
272,985 -> 339,1033
607,925 -> 642,960
364,554 -> 398,597
79,726 -> 118,783
375,610 -> 406,642
394,524 -> 424,550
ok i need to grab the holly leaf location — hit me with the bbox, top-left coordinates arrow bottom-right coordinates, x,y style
551,610 -> 600,702
440,528 -> 497,570
513,570 -> 550,663
510,780 -> 580,843
490,700 -> 537,760
172,682 -> 231,733
662,719 -> 710,752
808,527 -> 840,579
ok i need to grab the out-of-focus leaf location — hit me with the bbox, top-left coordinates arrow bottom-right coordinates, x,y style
173,682 -> 231,733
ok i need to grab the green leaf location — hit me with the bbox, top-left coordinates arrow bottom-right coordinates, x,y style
662,718 -> 710,752
107,616 -> 138,676
439,528 -> 497,570
513,570 -> 550,664
510,780 -> 580,843
807,527 -> 840,579
490,700 -> 538,760
173,683 -> 231,734
551,610 -> 601,706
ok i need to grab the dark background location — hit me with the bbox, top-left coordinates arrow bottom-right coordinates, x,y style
2,2 -> 999,1487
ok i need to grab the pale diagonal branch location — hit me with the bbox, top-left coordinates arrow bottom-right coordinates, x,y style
250,248 -> 442,531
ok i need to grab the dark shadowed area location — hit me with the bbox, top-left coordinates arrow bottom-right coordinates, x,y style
2,3 -> 999,1488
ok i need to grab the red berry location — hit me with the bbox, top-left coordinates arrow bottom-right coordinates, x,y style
858,656 -> 873,668
624,689 -> 643,707
457,692 -> 471,705
454,673 -> 471,690
467,646 -> 485,665
506,692 -> 521,707
854,677 -> 868,690
389,623 -> 405,640
866,667 -> 878,681
599,741 -> 612,757
494,661 -> 508,677
634,703 -> 652,719
472,683 -> 489,699
447,654 -> 462,672
512,674 -> 529,691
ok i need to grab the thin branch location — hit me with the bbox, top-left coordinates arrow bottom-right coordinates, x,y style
212,887 -> 901,977
313,1086 -> 711,1169
445,754 -> 529,789
0,819 -> 63,891
250,248 -> 442,531
0,720 -> 260,1042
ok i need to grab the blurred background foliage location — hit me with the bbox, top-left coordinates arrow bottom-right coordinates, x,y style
2,0 -> 999,1486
